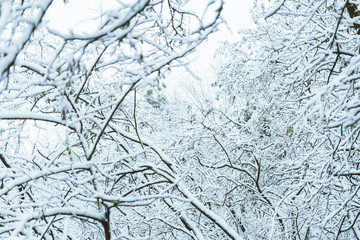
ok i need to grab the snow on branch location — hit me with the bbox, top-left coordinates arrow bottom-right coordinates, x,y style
264,0 -> 286,19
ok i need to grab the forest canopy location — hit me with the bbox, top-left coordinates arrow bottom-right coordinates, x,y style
0,0 -> 360,239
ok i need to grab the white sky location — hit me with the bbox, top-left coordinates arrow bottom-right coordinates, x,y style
48,0 -> 254,33
190,0 -> 255,73
47,0 -> 254,64
47,0 -> 255,101
174,1 -> 255,104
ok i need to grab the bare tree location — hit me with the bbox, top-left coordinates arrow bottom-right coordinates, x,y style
246,0 -> 360,239
0,1 -> 246,239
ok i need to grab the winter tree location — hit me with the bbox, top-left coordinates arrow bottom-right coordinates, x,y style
4,0 -> 359,239
177,0 -> 360,238
0,0 -> 245,239
238,0 -> 360,239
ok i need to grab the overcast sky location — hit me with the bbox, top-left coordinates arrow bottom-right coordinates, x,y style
48,0 -> 254,40
179,0 -> 255,103
191,0 -> 255,72
47,0 -> 254,101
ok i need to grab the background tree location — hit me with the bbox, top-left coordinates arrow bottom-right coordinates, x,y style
247,0 -> 360,238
